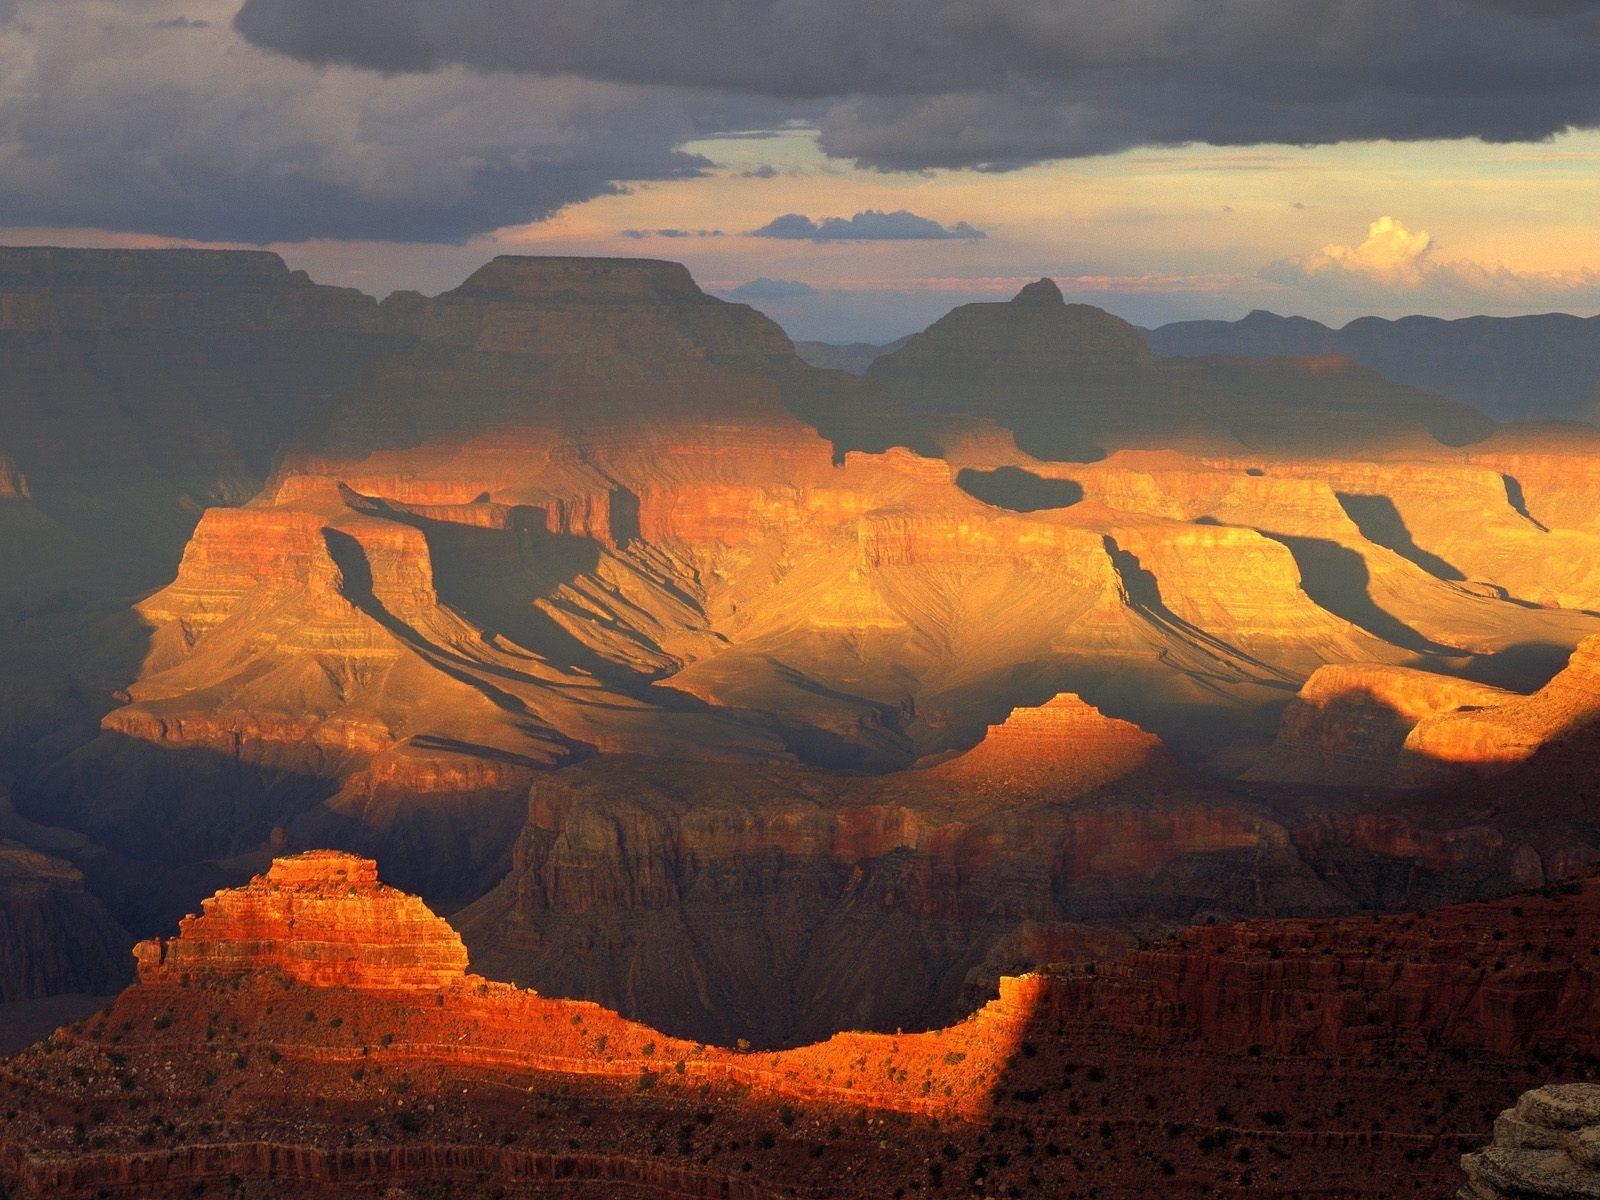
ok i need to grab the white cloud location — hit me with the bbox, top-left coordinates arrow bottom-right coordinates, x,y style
1264,217 -> 1600,313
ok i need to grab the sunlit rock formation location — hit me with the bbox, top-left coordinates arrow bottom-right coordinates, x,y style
4,852 -> 1600,1198
11,249 -> 1600,1047
922,692 -> 1167,790
1248,664 -> 1517,786
133,851 -> 467,990
1253,635 -> 1600,788
1407,633 -> 1600,776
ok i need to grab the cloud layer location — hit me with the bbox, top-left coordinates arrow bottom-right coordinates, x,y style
0,0 -> 721,243
235,0 -> 1600,172
751,210 -> 986,242
7,0 -> 1600,257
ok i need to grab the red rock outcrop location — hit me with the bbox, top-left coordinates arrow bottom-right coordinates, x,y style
1046,880 -> 1600,1058
133,851 -> 468,990
2,853 -> 1598,1199
924,692 -> 1167,791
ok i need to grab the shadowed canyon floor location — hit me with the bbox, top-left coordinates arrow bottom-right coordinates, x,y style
3,852 -> 1599,1198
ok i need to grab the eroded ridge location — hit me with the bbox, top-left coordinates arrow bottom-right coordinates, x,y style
6,852 -> 1600,1197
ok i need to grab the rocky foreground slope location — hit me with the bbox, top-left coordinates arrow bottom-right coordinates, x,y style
0,850 -> 1596,1198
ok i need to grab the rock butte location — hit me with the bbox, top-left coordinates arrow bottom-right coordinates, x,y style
922,691 -> 1167,791
133,851 -> 468,991
4,851 -> 1600,1197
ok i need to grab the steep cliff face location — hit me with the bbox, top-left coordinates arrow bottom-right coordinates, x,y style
1249,664 -> 1517,786
0,841 -> 128,1001
1049,879 -> 1600,1058
454,709 -> 1352,1046
0,246 -> 392,592
1260,455 -> 1600,613
1407,634 -> 1600,774
1,853 -> 1596,1199
1253,638 -> 1600,789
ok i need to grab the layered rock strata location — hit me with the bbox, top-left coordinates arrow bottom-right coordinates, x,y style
1459,1083 -> 1600,1198
133,851 -> 467,990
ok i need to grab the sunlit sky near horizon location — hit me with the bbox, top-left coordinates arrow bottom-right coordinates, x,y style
4,0 -> 1600,343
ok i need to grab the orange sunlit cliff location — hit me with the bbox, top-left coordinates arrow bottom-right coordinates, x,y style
4,851 -> 1600,1197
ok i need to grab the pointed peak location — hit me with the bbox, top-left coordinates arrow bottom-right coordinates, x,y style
1012,278 -> 1064,306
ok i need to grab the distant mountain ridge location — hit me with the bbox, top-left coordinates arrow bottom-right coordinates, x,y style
1147,309 -> 1600,423
793,337 -> 910,374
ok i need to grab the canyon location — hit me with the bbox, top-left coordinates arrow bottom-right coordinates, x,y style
4,246 -> 1600,1095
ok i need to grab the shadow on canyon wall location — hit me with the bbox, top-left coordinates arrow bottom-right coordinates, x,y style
954,467 -> 1084,512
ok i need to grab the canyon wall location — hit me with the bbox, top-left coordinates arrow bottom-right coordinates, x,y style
9,249 -> 1600,1048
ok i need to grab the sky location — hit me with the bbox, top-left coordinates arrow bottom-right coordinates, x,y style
2,0 -> 1600,342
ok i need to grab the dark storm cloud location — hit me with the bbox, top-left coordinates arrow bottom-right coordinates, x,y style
751,211 -> 986,241
234,0 -> 1600,171
0,2 -> 720,244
